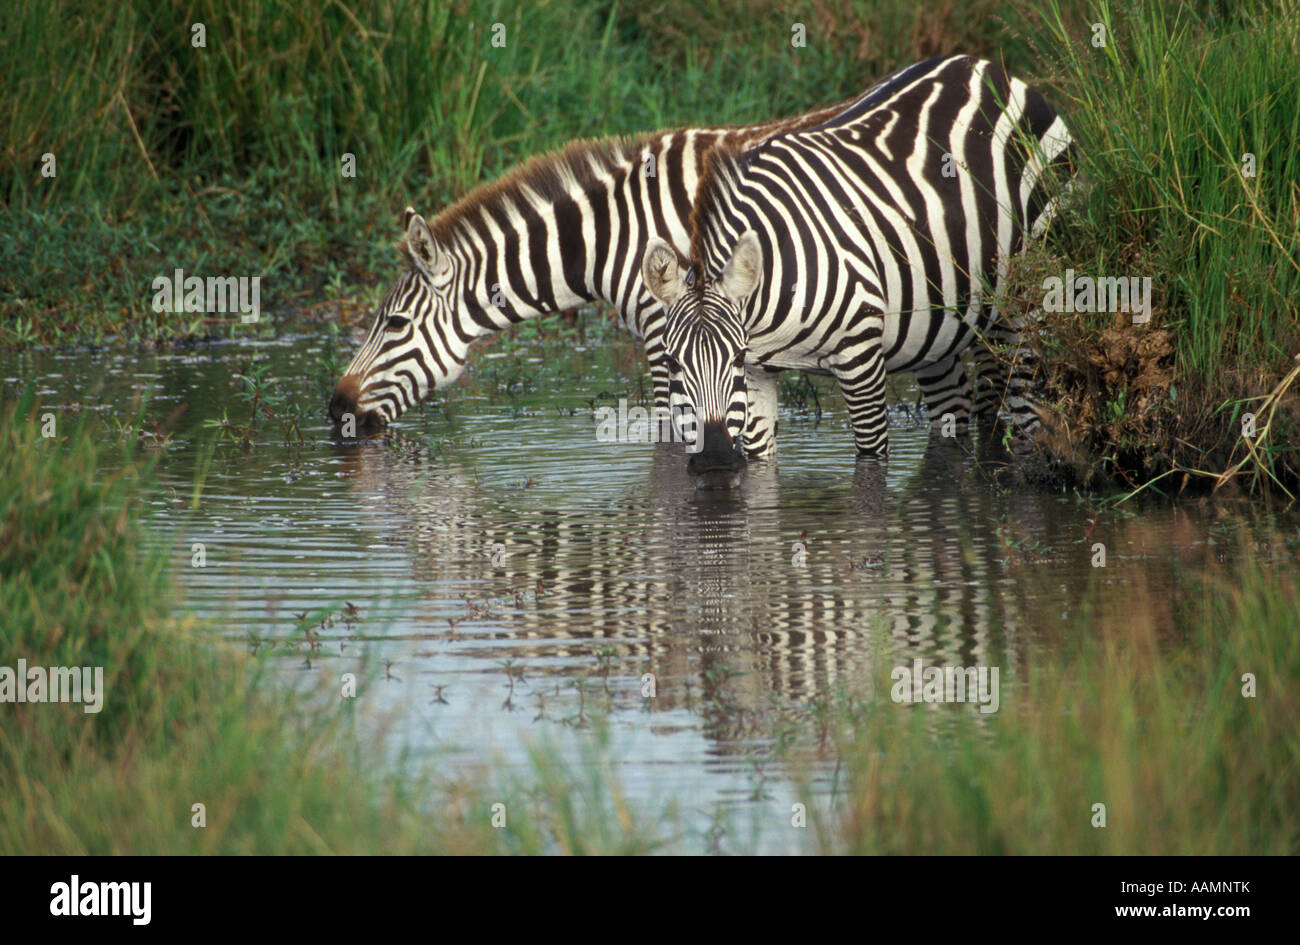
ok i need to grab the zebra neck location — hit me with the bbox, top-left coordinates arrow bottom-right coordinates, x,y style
445,131 -> 707,334
454,211 -> 592,332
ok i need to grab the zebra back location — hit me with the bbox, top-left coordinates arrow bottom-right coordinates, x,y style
654,55 -> 1077,460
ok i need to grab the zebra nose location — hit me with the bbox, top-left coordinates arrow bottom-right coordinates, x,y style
687,449 -> 745,475
687,422 -> 746,475
329,376 -> 383,430
328,376 -> 359,422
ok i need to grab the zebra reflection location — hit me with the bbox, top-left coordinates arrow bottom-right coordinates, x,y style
331,435 -> 1062,740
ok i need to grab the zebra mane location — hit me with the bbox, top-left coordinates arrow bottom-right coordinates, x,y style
687,144 -> 748,280
399,133 -> 663,261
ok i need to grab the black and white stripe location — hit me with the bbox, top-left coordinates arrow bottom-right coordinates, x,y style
642,55 -> 1076,471
329,98 -> 877,430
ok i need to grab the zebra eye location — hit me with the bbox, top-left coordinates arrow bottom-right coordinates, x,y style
734,351 -> 747,368
663,354 -> 682,374
386,315 -> 410,331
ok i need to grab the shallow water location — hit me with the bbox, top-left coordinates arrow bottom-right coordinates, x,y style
8,315 -> 1295,849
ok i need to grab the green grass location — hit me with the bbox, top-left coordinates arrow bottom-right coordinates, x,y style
1010,0 -> 1300,492
1036,0 -> 1298,373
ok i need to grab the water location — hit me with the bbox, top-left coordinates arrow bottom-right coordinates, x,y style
8,316 -> 1293,847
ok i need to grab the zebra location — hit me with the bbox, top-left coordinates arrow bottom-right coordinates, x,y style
640,55 -> 1076,484
327,71 -> 1004,435
328,102 -> 852,429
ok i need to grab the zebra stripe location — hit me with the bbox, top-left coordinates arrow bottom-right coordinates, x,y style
329,99 -> 871,430
642,55 -> 1076,471
329,70 -> 1003,438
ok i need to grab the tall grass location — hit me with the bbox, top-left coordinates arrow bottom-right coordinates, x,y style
2,0 -> 1070,213
1040,0 -> 1299,370
1015,0 -> 1300,490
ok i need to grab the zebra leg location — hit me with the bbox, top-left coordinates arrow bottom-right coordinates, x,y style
649,358 -> 672,413
977,308 -> 1044,441
913,353 -> 972,437
634,305 -> 673,412
743,364 -> 781,460
971,339 -> 1009,437
830,320 -> 890,457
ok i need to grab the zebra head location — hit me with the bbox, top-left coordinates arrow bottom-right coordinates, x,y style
329,208 -> 472,431
642,231 -> 762,487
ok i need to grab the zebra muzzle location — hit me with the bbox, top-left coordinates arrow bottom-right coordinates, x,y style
687,422 -> 746,481
329,375 -> 385,432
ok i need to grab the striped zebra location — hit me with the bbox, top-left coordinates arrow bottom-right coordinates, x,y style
327,72 -> 1004,435
640,55 -> 1076,483
328,104 -> 850,429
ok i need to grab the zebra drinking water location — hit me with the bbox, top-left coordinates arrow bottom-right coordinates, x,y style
641,56 -> 1076,485
328,66 -> 1020,436
327,101 -> 866,431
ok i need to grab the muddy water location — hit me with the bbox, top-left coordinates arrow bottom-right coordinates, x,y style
8,317 -> 1294,848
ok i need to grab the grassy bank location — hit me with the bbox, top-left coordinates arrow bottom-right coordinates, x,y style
2,399 -> 1295,854
1011,0 -> 1300,495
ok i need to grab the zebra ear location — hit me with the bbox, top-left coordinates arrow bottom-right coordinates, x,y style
642,238 -> 687,307
719,230 -> 762,303
405,211 -> 451,280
